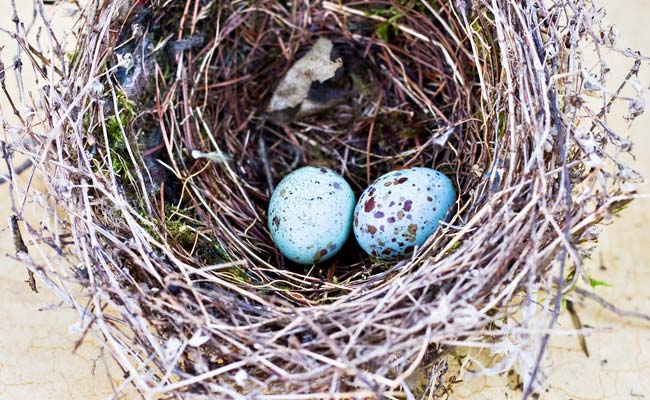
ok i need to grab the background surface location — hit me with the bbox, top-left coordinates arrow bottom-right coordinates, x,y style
1,1 -> 648,399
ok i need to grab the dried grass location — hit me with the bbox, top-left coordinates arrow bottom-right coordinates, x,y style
1,0 -> 646,398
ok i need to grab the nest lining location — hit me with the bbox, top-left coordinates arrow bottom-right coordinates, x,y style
98,0 -> 492,301
2,0 -> 645,398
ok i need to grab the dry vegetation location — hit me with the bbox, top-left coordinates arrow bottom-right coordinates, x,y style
0,0 -> 646,398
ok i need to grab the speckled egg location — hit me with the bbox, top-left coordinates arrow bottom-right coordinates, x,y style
353,168 -> 456,260
268,166 -> 355,265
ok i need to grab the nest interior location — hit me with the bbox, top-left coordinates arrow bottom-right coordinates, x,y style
2,0 -> 644,398
104,0 -> 490,298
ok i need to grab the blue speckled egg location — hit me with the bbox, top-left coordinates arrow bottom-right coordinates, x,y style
268,166 -> 355,265
353,168 -> 456,260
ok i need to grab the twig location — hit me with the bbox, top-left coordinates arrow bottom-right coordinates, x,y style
9,215 -> 37,293
0,158 -> 32,184
576,287 -> 650,322
566,299 -> 589,357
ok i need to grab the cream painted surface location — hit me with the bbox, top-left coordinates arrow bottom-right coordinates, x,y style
0,1 -> 648,399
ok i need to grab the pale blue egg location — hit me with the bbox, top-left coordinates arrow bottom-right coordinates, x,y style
353,167 -> 456,260
268,166 -> 355,264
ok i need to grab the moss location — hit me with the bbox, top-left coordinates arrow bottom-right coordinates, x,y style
376,9 -> 402,42
198,243 -> 229,265
449,240 -> 463,251
497,110 -> 507,139
395,0 -> 432,11
229,266 -> 250,283
87,88 -> 138,177
362,1 -> 435,42
157,204 -> 230,265
165,218 -> 195,248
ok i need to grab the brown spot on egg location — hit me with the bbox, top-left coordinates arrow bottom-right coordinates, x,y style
364,197 -> 376,212
272,216 -> 280,228
384,182 -> 392,187
381,248 -> 392,255
377,239 -> 385,247
397,210 -> 405,220
280,189 -> 286,197
313,248 -> 328,262
403,200 -> 413,212
367,225 -> 377,234
405,224 -> 418,242
427,196 -> 433,202
368,187 -> 376,196
354,217 -> 359,227
404,245 -> 414,253
395,177 -> 408,185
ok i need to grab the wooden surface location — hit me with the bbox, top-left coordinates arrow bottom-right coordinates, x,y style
1,1 -> 648,399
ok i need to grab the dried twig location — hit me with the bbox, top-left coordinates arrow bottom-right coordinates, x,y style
576,287 -> 650,322
8,215 -> 37,293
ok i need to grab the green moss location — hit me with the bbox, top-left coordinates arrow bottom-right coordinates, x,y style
395,0 -> 431,11
87,89 -> 138,177
497,111 -> 507,138
230,266 -> 250,283
198,243 -> 229,266
165,218 -> 195,248
449,240 -> 463,251
376,10 -> 402,42
363,1 -> 436,42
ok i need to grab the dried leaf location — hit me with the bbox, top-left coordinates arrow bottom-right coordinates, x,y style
266,38 -> 342,113
191,149 -> 230,164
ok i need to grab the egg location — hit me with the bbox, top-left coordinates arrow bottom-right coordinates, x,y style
353,168 -> 456,260
268,166 -> 355,265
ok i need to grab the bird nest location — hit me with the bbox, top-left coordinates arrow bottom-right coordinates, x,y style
2,0 -> 645,398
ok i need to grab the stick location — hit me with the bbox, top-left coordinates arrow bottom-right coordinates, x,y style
9,215 -> 38,293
